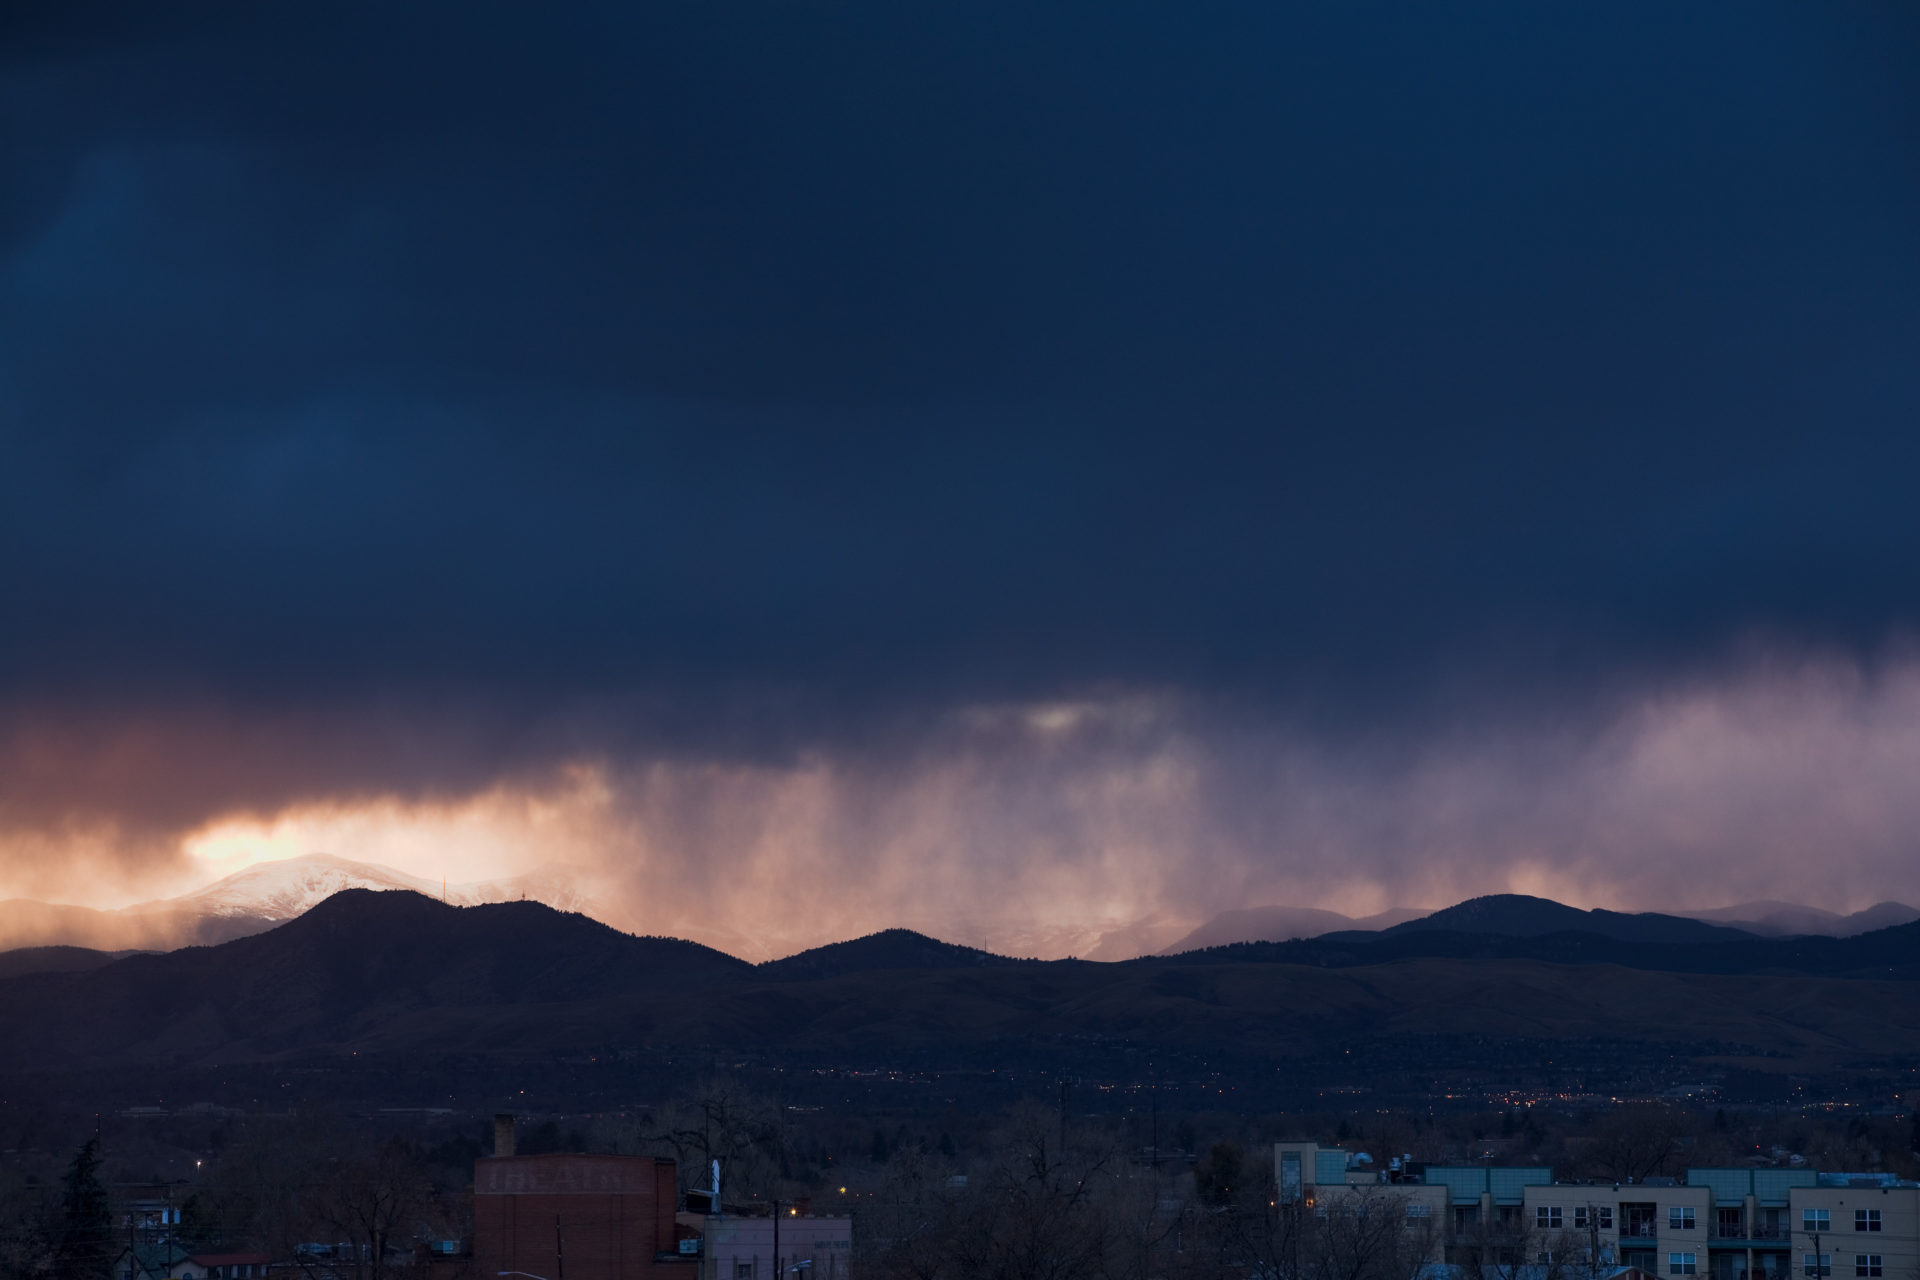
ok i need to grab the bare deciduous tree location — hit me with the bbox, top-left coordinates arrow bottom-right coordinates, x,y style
307,1140 -> 434,1280
1584,1107 -> 1684,1185
948,1103 -> 1118,1280
600,1080 -> 789,1203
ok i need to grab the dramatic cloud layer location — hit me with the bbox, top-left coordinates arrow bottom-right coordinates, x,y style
3,3 -> 1919,941
11,650 -> 1920,958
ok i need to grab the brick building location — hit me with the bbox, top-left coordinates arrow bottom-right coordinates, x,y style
473,1152 -> 698,1280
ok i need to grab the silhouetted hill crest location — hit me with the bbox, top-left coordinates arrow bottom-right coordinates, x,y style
0,888 -> 755,1068
759,928 -> 1027,981
0,945 -> 141,980
1370,894 -> 1761,945
278,888 -> 751,987
0,889 -> 1916,1075
1163,917 -> 1920,977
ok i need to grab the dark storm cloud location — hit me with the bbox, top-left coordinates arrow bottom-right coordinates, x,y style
4,1 -> 1920,897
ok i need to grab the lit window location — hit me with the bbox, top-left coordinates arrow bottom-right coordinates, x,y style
1853,1211 -> 1880,1233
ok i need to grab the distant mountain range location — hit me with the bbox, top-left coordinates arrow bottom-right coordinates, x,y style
0,889 -> 1914,1082
0,853 -> 604,953
1158,905 -> 1426,954
1159,895 -> 1919,955
141,852 -> 604,920
1,854 -> 1914,964
1684,899 -> 1920,937
1359,894 -> 1758,946
759,928 -> 1031,981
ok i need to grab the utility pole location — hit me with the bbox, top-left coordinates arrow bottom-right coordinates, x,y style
1149,1065 -> 1159,1171
555,1215 -> 565,1280
773,1199 -> 780,1280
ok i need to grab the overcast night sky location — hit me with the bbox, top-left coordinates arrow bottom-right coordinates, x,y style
4,3 -> 1920,957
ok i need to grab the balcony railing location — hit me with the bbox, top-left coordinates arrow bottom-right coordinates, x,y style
1712,1225 -> 1792,1243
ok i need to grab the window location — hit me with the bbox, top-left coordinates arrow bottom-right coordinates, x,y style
1539,1207 -> 1564,1229
1406,1204 -> 1433,1219
737,1265 -> 755,1280
1670,1253 -> 1698,1275
1804,1256 -> 1832,1277
1854,1211 -> 1880,1233
1671,1207 -> 1697,1231
1805,1211 -> 1832,1233
1598,1207 -> 1614,1230
1854,1257 -> 1881,1278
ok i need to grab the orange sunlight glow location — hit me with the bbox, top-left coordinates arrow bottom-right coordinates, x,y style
6,655 -> 1920,960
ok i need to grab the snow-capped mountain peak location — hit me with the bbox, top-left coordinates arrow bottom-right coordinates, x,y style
130,853 -> 449,921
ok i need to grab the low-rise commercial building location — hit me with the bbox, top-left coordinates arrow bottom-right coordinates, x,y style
683,1211 -> 852,1280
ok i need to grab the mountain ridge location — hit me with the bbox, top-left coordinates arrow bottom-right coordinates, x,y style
757,927 -> 1033,981
5,862 -> 1915,961
1158,905 -> 1425,954
1368,893 -> 1761,945
1152,894 -> 1920,957
0,853 -> 603,953
1683,900 -> 1920,937
1,889 -> 1916,1079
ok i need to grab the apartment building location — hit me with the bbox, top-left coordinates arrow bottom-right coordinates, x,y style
1274,1144 -> 1919,1280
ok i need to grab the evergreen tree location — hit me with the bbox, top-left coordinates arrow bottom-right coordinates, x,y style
177,1195 -> 219,1251
54,1138 -> 111,1280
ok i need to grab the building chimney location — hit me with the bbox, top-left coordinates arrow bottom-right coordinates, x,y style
494,1113 -> 516,1158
